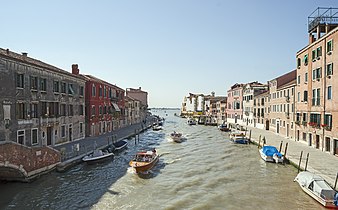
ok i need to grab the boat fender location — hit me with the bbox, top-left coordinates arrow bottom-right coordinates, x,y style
334,192 -> 338,206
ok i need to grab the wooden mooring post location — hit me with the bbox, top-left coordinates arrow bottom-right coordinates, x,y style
334,172 -> 338,191
249,130 -> 252,143
258,135 -> 261,148
304,153 -> 310,171
279,141 -> 283,153
297,151 -> 303,173
284,142 -> 288,158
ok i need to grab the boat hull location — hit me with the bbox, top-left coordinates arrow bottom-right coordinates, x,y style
113,140 -> 128,152
82,152 -> 114,164
130,155 -> 159,173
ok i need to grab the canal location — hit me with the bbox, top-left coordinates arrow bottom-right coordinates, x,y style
0,109 -> 325,210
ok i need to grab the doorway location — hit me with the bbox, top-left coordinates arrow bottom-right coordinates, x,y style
309,134 -> 312,146
286,124 -> 289,137
69,124 -> 73,142
315,135 -> 320,149
334,139 -> 338,156
47,127 -> 52,146
265,120 -> 269,130
276,121 -> 280,134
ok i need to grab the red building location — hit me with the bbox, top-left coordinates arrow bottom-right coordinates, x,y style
71,64 -> 125,137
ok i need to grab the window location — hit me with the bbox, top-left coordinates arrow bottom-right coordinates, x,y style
53,81 -> 59,92
17,130 -> 25,145
16,102 -> 26,119
91,106 -> 96,116
79,105 -> 84,115
327,63 -> 333,76
304,91 -> 308,102
302,113 -> 307,122
305,73 -> 308,83
80,122 -> 83,134
61,125 -> 66,138
312,49 -> 316,61
316,46 -> 322,58
297,75 -> 301,84
30,76 -> 38,90
16,73 -> 24,88
296,113 -> 301,122
61,82 -> 67,93
327,39 -> 333,53
99,106 -> 103,115
297,58 -> 301,68
68,105 -> 73,116
30,103 -> 38,118
79,86 -> 84,96
31,128 -> 38,145
312,68 -> 321,80
324,114 -> 332,129
104,86 -> 107,97
68,84 -> 74,95
41,102 -> 48,116
310,113 -> 321,126
328,86 -> 332,100
40,78 -> 47,91
92,84 -> 96,97
304,54 -> 308,65
312,88 -> 321,106
297,92 -> 300,102
99,86 -> 103,97
60,104 -> 66,116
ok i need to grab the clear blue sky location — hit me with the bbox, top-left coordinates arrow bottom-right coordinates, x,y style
1,0 -> 336,108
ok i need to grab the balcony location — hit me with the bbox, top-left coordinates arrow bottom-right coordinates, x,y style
285,96 -> 290,102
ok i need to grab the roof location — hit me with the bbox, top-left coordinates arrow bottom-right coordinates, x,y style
83,74 -> 124,91
0,48 -> 85,81
270,70 -> 297,88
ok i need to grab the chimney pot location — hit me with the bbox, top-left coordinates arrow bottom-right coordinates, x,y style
22,52 -> 28,57
72,64 -> 79,75
6,49 -> 9,54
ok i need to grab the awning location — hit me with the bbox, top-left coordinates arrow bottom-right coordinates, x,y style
111,103 -> 120,112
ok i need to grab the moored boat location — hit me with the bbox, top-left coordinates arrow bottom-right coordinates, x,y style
153,125 -> 163,131
113,140 -> 128,152
294,171 -> 338,208
218,124 -> 230,132
259,145 -> 284,163
229,132 -> 248,144
170,131 -> 183,143
129,149 -> 159,173
82,149 -> 114,164
187,118 -> 196,125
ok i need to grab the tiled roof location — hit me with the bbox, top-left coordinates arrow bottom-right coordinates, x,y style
273,70 -> 297,88
0,48 -> 84,80
83,74 -> 124,91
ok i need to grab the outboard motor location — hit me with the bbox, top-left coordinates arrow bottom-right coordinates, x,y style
334,192 -> 338,206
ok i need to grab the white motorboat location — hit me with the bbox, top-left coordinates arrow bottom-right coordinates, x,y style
259,145 -> 284,163
294,171 -> 338,208
82,149 -> 114,164
187,118 -> 196,125
170,131 -> 183,143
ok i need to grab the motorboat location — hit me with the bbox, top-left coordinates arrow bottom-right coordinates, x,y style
112,140 -> 128,152
82,149 -> 114,164
218,124 -> 230,132
153,125 -> 163,131
229,132 -> 248,144
187,118 -> 196,125
294,171 -> 338,208
170,131 -> 183,143
129,149 -> 159,173
259,145 -> 284,163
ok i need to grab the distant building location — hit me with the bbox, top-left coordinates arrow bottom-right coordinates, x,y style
181,93 -> 204,116
126,87 -> 148,123
226,83 -> 244,126
253,90 -> 269,129
125,95 -> 141,125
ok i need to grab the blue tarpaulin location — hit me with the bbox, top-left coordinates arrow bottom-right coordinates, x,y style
262,146 -> 282,157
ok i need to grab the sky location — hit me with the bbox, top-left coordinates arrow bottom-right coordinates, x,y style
1,0 -> 337,108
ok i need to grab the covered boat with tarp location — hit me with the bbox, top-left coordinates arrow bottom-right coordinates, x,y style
294,171 -> 338,208
259,145 -> 284,163
113,139 -> 128,152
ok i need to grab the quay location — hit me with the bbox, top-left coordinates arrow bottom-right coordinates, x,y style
245,126 -> 338,188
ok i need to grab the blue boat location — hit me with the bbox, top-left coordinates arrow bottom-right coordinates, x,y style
259,145 -> 284,163
229,132 -> 248,144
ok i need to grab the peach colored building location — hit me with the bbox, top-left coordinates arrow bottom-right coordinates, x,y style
268,70 -> 296,139
295,8 -> 338,155
226,83 -> 244,127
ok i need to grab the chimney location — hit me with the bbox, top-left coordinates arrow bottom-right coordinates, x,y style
72,64 -> 79,75
139,87 -> 141,90
6,49 -> 9,54
22,52 -> 28,57
309,34 -> 315,44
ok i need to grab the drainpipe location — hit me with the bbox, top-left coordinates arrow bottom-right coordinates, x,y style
322,36 -> 327,152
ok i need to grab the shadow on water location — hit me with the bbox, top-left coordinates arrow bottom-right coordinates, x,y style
0,121 -> 170,210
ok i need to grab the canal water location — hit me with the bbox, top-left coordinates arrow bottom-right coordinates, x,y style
0,109 -> 325,210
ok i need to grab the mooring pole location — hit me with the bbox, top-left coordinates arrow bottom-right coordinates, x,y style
284,142 -> 288,158
279,141 -> 283,153
304,153 -> 310,171
258,135 -> 261,148
298,151 -> 303,173
249,130 -> 252,143
334,172 -> 338,191
262,136 -> 266,146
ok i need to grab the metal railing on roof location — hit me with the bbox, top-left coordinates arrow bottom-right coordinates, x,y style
308,7 -> 338,32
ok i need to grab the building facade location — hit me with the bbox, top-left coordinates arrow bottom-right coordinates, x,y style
80,71 -> 125,137
125,95 -> 141,125
226,83 -> 244,127
253,90 -> 269,129
0,49 -> 86,146
295,8 -> 338,155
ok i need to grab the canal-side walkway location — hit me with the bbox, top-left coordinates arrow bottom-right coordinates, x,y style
53,120 -> 153,171
247,126 -> 338,188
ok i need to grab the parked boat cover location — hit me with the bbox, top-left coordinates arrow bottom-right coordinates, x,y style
262,146 -> 282,157
296,171 -> 336,201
